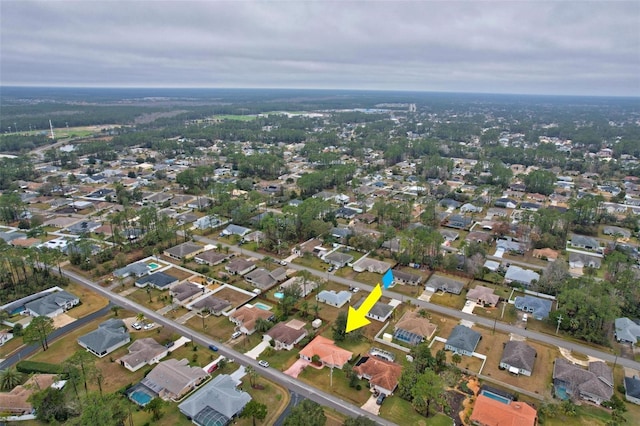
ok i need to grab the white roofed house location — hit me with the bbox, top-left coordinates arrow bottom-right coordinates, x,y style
316,290 -> 352,308
504,265 -> 540,287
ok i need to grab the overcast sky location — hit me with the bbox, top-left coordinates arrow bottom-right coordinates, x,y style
1,1 -> 639,96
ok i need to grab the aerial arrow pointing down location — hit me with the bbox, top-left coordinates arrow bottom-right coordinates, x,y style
345,270 -> 394,333
345,283 -> 382,333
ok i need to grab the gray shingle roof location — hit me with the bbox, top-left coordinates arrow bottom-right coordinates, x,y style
500,341 -> 537,373
113,262 -> 151,278
24,290 -> 78,317
136,271 -> 178,289
624,376 -> 640,399
615,318 -> 640,343
447,325 -> 481,353
514,295 -> 552,320
77,319 -> 129,354
178,374 -> 251,421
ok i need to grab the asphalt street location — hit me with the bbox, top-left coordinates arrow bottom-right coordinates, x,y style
192,234 -> 640,371
0,303 -> 112,370
60,268 -> 397,426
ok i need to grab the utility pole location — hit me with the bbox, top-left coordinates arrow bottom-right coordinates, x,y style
555,314 -> 563,335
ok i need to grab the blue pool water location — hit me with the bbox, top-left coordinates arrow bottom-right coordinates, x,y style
148,262 -> 161,270
274,292 -> 284,299
481,390 -> 511,404
254,302 -> 272,310
130,390 -> 153,406
555,385 -> 569,400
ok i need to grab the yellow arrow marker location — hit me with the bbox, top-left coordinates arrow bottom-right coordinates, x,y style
346,283 -> 382,333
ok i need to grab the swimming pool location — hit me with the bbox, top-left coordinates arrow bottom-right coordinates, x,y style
481,390 -> 511,404
274,292 -> 284,299
254,302 -> 272,311
148,262 -> 161,271
129,389 -> 153,406
555,385 -> 569,400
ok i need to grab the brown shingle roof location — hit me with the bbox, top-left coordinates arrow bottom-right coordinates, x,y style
394,311 -> 437,340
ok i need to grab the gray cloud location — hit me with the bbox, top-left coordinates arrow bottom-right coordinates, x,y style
1,1 -> 638,96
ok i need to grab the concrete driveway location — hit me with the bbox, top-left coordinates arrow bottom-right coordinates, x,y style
245,341 -> 270,359
284,358 -> 309,378
360,394 -> 381,415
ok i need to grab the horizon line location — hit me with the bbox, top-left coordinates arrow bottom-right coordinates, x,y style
2,85 -> 639,100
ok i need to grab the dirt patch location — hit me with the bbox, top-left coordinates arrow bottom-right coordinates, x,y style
163,266 -> 195,281
213,286 -> 253,308
446,390 -> 467,426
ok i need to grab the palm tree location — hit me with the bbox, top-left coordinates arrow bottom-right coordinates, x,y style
245,365 -> 256,388
111,305 -> 122,317
0,368 -> 22,391
136,313 -> 145,323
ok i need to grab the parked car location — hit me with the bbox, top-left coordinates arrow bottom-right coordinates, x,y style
209,344 -> 219,352
352,287 -> 360,293
231,331 -> 242,339
280,260 -> 288,266
522,314 -> 528,322
327,266 -> 334,272
132,323 -> 142,330
143,323 -> 154,330
376,394 -> 386,405
258,360 -> 269,368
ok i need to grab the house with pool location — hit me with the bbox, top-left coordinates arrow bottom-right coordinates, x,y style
229,305 -> 274,335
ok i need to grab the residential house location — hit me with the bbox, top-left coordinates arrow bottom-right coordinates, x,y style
499,341 -> 537,376
614,318 -> 640,344
552,358 -> 613,405
78,318 -> 131,357
393,311 -> 437,345
187,197 -> 213,210
393,270 -> 423,286
504,265 -> 540,287
135,271 -> 179,290
570,234 -> 600,251
279,276 -> 318,298
193,215 -> 221,230
470,394 -> 538,426
178,374 -> 251,426
164,242 -> 204,260
382,237 -> 401,253
264,321 -> 308,350
195,250 -> 230,266
144,192 -> 173,205
113,262 -> 152,278
143,358 -> 209,401
352,257 -> 391,274
330,227 -> 352,240
519,202 -> 541,212
323,252 -> 353,268
220,224 -> 251,237
292,238 -> 327,257
624,375 -> 640,405
0,330 -> 13,346
460,203 -> 483,213
118,338 -> 168,372
335,207 -> 359,219
352,299 -> 395,322
24,290 -> 79,318
316,290 -> 352,308
189,295 -> 232,316
225,258 -> 256,276
514,296 -> 553,320
425,275 -> 465,294
229,305 -> 274,335
444,214 -> 473,230
170,281 -> 204,305
353,356 -> 403,396
244,268 -> 278,290
532,248 -> 559,261
603,226 -> 632,239
0,374 -> 57,415
445,325 -> 482,356
439,230 -> 459,242
466,231 -> 493,244
299,336 -> 353,369
495,198 -> 517,209
440,199 -> 461,209
466,285 -> 500,307
66,220 -> 102,235
569,252 -> 602,269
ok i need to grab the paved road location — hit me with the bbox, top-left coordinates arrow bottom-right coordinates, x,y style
193,234 -> 640,371
274,390 -> 305,426
60,268 -> 396,426
0,303 -> 113,370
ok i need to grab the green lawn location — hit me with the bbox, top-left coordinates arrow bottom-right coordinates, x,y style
544,404 -> 611,426
215,114 -> 257,121
261,347 -> 299,370
380,396 -> 452,426
298,364 -> 371,406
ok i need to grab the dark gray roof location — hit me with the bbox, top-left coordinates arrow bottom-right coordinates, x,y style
165,242 -> 202,258
447,325 -> 481,353
24,290 -> 78,316
553,358 -> 613,401
353,299 -> 394,319
500,341 -> 537,373
191,295 -> 231,313
571,234 -> 599,248
78,319 -> 129,354
113,262 -> 151,278
514,295 -> 552,320
136,271 -> 178,288
624,376 -> 640,399
171,282 -> 202,302
615,318 -> 640,343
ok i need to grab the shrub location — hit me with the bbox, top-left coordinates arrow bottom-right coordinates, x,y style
355,384 -> 362,391
16,360 -> 65,375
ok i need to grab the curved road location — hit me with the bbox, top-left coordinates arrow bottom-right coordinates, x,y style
193,234 -> 640,371
0,303 -> 113,370
60,268 -> 397,426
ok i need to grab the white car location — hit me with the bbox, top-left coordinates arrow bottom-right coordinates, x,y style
231,331 -> 242,339
258,360 -> 270,368
132,322 -> 142,330
143,323 -> 154,330
352,287 -> 360,293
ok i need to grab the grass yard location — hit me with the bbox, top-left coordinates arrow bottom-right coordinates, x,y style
544,404 -> 613,426
430,290 -> 467,310
168,342 -> 220,368
214,285 -> 254,307
430,340 -> 484,373
236,375 -> 289,426
215,114 -> 257,121
131,402 -> 194,426
65,281 -> 109,318
126,287 -> 169,311
163,266 -> 195,281
186,313 -> 237,342
0,332 -> 26,359
259,346 -> 299,371
380,396 -> 452,426
293,254 -> 329,271
298,364 -> 371,406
